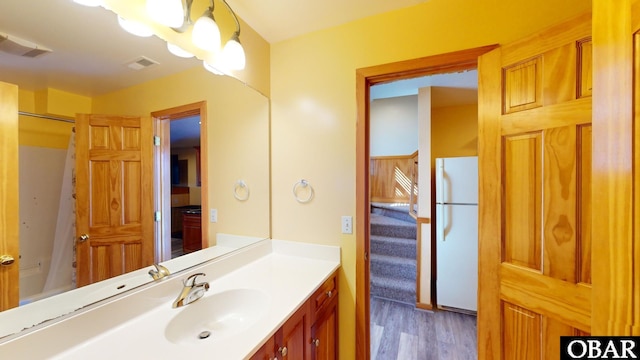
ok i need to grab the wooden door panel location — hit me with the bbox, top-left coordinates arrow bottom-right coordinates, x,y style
503,133 -> 542,271
541,44 -> 577,105
90,161 -> 111,227
503,58 -> 542,114
479,13 -> 592,359
542,125 -> 577,282
76,114 -> 153,286
123,161 -> 142,224
502,302 -> 541,359
577,39 -> 592,99
577,124 -> 592,285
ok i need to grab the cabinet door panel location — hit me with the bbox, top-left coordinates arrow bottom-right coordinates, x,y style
280,301 -> 311,360
311,302 -> 338,360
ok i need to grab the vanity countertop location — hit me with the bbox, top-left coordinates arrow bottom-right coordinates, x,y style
0,239 -> 340,359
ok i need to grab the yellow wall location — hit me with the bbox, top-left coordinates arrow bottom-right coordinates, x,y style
431,104 -> 478,160
269,0 -> 591,358
18,88 -> 91,149
92,65 -> 270,242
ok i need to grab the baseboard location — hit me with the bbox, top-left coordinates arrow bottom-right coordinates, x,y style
416,302 -> 433,311
437,305 -> 477,316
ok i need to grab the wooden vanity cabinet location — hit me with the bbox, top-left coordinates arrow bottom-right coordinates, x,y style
310,272 -> 338,360
182,211 -> 202,253
250,336 -> 275,360
279,301 -> 312,360
248,270 -> 339,360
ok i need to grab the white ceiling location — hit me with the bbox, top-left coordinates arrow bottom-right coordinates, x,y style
0,0 -> 202,97
371,70 -> 478,106
0,0 -> 470,100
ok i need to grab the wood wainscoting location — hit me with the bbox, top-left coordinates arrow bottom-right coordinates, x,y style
370,151 -> 418,204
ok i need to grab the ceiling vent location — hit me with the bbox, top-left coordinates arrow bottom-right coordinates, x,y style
0,32 -> 52,58
126,56 -> 159,70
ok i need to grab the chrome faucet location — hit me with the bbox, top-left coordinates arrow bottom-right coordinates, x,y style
173,273 -> 210,308
148,263 -> 170,280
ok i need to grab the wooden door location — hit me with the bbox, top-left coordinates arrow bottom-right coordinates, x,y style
477,13 -> 592,359
0,81 -> 19,311
75,114 -> 154,286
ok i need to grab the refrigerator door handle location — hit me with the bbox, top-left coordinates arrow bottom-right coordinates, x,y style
437,160 -> 445,204
439,205 -> 446,242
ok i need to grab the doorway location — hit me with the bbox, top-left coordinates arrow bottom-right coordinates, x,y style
355,46 -> 497,359
151,101 -> 208,263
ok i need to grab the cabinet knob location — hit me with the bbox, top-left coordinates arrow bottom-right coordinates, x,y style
313,338 -> 320,347
78,234 -> 90,243
278,346 -> 288,357
326,290 -> 333,298
0,255 -> 15,266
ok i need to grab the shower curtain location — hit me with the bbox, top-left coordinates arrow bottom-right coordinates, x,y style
43,129 -> 76,293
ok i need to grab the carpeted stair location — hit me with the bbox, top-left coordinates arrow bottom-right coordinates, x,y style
370,203 -> 417,305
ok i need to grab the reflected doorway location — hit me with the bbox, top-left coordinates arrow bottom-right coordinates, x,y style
152,101 -> 208,263
169,115 -> 202,258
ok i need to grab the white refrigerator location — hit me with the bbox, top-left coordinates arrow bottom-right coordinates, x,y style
435,156 -> 478,312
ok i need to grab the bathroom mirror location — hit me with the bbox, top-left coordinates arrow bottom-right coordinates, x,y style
0,0 -> 270,339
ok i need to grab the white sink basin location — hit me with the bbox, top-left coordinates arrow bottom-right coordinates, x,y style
164,288 -> 269,345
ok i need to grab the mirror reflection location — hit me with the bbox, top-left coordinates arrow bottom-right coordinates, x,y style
0,0 -> 270,338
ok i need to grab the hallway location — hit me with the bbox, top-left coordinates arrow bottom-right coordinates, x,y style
370,297 -> 477,360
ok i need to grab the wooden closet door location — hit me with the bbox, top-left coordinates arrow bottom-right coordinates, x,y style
75,114 -> 154,286
477,13 -> 592,359
0,81 -> 19,311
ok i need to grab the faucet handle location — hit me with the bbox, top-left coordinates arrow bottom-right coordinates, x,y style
149,263 -> 170,280
184,272 -> 206,287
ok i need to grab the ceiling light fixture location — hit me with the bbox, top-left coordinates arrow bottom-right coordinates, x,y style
144,0 -> 246,71
117,16 -> 154,37
192,1 -> 221,52
220,0 -> 245,70
167,43 -> 194,58
72,0 -> 104,7
146,0 -> 184,28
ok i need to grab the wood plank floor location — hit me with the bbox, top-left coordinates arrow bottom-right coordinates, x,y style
370,297 -> 478,360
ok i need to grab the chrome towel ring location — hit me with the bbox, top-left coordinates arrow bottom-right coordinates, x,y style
293,179 -> 314,203
233,180 -> 250,201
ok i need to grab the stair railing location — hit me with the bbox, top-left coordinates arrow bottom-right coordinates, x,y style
408,152 -> 418,219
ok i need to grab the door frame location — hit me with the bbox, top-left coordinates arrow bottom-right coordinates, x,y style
355,45 -> 497,359
151,101 -> 208,262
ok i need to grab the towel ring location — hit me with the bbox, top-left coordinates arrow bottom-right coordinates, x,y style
293,179 -> 314,203
233,180 -> 250,201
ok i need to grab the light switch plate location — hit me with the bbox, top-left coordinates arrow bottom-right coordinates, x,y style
341,216 -> 353,234
210,209 -> 218,223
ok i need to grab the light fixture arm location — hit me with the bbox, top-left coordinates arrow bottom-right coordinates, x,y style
206,0 -> 215,19
221,0 -> 241,37
172,0 -> 195,33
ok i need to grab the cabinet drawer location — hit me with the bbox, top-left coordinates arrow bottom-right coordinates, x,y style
311,272 -> 338,319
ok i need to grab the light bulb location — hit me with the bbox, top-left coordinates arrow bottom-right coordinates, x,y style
221,36 -> 245,70
118,16 -> 153,37
146,0 -> 184,28
192,14 -> 221,52
167,43 -> 194,58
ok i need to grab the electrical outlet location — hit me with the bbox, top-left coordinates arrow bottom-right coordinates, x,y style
341,216 -> 353,234
210,209 -> 218,223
